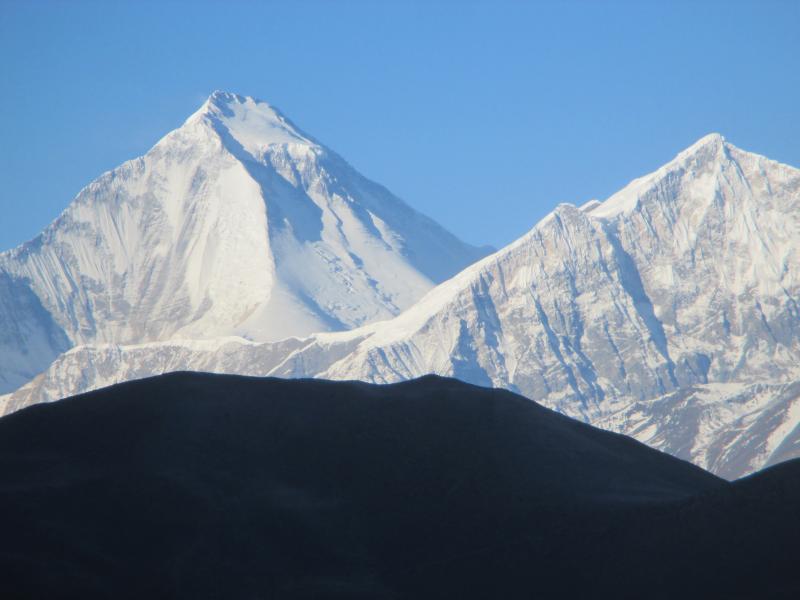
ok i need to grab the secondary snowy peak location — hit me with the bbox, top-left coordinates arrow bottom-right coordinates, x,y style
0,93 -> 488,392
588,132 -> 727,219
331,128 -> 793,388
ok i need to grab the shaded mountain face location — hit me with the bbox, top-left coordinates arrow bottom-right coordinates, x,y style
8,134 -> 799,479
0,373 -> 798,599
0,91 -> 489,393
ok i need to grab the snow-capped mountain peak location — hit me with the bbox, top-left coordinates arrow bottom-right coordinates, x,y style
682,131 -> 725,152
588,132 -> 729,219
0,94 -> 488,393
188,91 -> 317,157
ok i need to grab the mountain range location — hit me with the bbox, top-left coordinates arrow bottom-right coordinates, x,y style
3,93 -> 800,479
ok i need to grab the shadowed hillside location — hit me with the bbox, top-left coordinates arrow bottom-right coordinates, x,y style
0,373 -> 797,598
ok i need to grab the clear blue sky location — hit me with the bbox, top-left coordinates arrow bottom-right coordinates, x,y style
1,0 -> 798,251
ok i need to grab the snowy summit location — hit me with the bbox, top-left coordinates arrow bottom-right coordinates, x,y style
0,92 -> 488,393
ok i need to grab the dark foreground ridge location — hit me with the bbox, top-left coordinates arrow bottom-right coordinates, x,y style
0,373 -> 797,599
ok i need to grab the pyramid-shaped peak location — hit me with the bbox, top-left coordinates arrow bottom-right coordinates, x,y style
679,132 -> 727,157
650,133 -> 733,172
189,91 -> 317,154
205,90 -> 276,114
667,133 -> 745,175
588,133 -> 732,219
694,132 -> 725,145
208,89 -> 249,104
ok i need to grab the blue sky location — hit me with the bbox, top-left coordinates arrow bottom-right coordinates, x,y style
1,0 -> 798,250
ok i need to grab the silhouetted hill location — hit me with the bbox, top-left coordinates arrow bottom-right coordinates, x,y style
0,373 -> 797,598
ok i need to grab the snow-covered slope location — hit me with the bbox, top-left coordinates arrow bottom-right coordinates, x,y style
596,380 -> 800,480
0,92 -> 488,393
317,134 -> 800,400
6,133 -> 799,479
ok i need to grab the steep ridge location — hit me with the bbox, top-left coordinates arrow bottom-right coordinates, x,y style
4,134 -> 800,479
1,374 -> 798,598
0,92 -> 488,393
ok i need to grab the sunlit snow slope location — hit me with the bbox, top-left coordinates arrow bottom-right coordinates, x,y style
0,92 -> 489,393
8,134 -> 799,479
